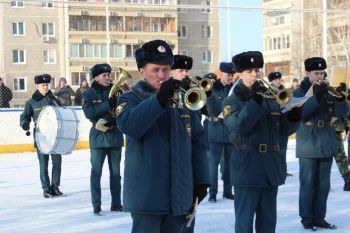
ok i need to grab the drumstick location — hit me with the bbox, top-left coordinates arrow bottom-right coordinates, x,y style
26,131 -> 31,136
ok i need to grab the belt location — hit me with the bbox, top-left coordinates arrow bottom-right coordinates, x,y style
235,144 -> 280,153
206,116 -> 223,122
304,120 -> 330,128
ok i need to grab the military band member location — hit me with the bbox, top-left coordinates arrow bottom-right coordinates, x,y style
294,57 -> 348,230
116,40 -> 210,233
20,74 -> 64,198
170,54 -> 193,81
205,62 -> 235,202
224,51 -> 301,233
82,63 -> 123,215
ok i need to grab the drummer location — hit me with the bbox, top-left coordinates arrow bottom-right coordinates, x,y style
20,74 -> 64,198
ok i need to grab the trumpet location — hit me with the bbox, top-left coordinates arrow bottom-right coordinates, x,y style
172,76 -> 211,111
314,80 -> 344,99
253,78 -> 293,106
109,68 -> 132,117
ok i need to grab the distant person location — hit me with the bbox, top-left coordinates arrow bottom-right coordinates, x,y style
0,77 -> 13,108
75,78 -> 89,106
292,78 -> 300,90
54,77 -> 75,106
20,74 -> 64,198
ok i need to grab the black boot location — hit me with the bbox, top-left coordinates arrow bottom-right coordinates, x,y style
51,187 -> 64,196
223,193 -> 235,200
315,220 -> 337,229
93,206 -> 102,216
43,191 -> 52,198
343,173 -> 350,191
111,204 -> 123,212
208,194 -> 216,203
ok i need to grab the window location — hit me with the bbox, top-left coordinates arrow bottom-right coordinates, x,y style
12,22 -> 25,36
70,44 -> 108,58
43,49 -> 56,64
13,77 -> 26,92
202,50 -> 212,63
10,1 -> 24,7
13,49 -> 25,64
126,44 -> 141,58
201,0 -> 210,13
110,44 -> 123,58
179,50 -> 188,56
267,35 -> 290,51
71,72 -> 88,86
178,25 -> 187,38
151,19 -> 165,32
42,23 -> 54,36
177,0 -> 187,13
201,25 -> 212,39
273,16 -> 285,25
42,0 -> 54,8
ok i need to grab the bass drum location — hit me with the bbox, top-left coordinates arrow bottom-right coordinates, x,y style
35,106 -> 79,155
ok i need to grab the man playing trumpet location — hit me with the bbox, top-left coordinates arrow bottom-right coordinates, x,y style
294,57 -> 348,230
223,51 -> 301,233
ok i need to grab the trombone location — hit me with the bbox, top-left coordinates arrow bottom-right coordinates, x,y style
253,78 -> 293,106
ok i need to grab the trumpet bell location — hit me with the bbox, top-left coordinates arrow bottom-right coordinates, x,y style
109,68 -> 132,117
184,87 -> 207,111
276,89 -> 293,106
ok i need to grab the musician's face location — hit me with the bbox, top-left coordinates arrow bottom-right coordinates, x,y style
94,72 -> 111,87
220,72 -> 233,86
140,63 -> 171,90
270,78 -> 282,88
170,69 -> 189,81
240,68 -> 260,88
37,83 -> 49,95
307,70 -> 325,83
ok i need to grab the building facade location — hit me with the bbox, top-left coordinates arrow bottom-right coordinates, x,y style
0,0 -> 220,107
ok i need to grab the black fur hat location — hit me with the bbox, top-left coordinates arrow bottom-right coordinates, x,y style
304,57 -> 327,72
171,55 -> 193,70
34,74 -> 51,84
219,62 -> 235,74
268,72 -> 282,82
232,51 -> 264,72
90,63 -> 112,78
135,40 -> 174,69
203,73 -> 217,80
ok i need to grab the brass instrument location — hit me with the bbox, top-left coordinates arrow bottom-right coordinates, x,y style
109,68 -> 132,117
172,76 -> 211,111
314,80 -> 344,99
254,78 -> 293,106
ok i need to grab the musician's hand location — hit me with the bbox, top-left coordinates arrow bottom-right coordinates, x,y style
179,76 -> 191,90
22,122 -> 30,131
336,83 -> 347,93
315,81 -> 328,103
251,81 -> 266,105
194,184 -> 208,204
157,79 -> 181,107
287,106 -> 303,122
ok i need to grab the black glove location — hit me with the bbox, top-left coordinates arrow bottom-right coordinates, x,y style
156,79 -> 181,107
22,122 -> 30,131
336,83 -> 347,93
108,96 -> 117,109
315,81 -> 328,103
179,76 -> 191,90
250,81 -> 267,105
287,106 -> 303,122
194,184 -> 208,204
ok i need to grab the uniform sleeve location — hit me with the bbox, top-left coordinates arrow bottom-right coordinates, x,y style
20,100 -> 33,129
279,112 -> 301,136
5,87 -> 12,102
205,92 -> 222,116
116,93 -> 166,140
190,112 -> 210,187
82,90 -> 110,121
224,96 -> 264,136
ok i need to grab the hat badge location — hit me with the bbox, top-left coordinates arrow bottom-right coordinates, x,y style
251,58 -> 254,63
318,63 -> 322,67
157,46 -> 166,53
184,61 -> 187,65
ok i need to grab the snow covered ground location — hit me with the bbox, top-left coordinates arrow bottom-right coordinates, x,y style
0,140 -> 349,233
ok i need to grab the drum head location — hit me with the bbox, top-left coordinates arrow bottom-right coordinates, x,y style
36,106 -> 58,154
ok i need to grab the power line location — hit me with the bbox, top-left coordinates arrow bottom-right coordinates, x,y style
1,0 -> 350,13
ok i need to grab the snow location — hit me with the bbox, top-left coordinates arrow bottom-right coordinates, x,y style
0,140 -> 349,233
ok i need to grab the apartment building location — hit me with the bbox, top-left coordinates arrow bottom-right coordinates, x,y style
0,0 -> 63,107
177,0 -> 220,75
263,0 -> 350,86
0,0 -> 220,106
